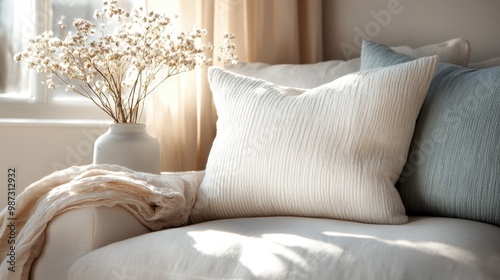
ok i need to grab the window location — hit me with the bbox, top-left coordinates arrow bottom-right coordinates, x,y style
0,0 -> 137,120
0,0 -> 31,100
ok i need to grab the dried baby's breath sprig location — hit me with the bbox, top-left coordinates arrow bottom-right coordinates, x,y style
14,0 -> 238,123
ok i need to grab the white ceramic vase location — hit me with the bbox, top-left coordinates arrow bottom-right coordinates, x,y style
93,123 -> 161,174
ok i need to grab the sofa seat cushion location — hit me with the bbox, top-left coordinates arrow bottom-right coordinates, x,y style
68,216 -> 500,280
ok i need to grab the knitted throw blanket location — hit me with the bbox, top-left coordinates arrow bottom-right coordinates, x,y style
0,164 -> 204,280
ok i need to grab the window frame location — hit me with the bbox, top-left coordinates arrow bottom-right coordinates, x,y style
0,0 -> 117,121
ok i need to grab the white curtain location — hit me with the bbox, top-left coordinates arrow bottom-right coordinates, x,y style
145,0 -> 322,171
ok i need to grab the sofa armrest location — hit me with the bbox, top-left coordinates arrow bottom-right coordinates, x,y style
30,205 -> 150,280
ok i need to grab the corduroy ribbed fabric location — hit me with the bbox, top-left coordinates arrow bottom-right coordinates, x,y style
191,57 -> 437,225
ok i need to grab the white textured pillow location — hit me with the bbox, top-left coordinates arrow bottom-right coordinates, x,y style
226,59 -> 360,88
391,37 -> 470,67
226,38 -> 468,88
191,56 -> 438,225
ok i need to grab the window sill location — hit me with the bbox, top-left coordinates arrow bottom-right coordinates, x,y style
0,118 -> 112,127
0,100 -> 111,120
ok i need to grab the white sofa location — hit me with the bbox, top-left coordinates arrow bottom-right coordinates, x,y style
29,38 -> 500,280
33,206 -> 500,279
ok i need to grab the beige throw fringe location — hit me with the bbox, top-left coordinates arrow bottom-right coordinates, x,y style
0,164 -> 204,280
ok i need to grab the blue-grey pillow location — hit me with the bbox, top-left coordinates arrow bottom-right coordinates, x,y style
360,40 -> 500,226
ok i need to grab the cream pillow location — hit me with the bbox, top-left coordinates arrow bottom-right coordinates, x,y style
225,38 -> 468,88
391,37 -> 470,67
191,56 -> 438,225
226,59 -> 360,88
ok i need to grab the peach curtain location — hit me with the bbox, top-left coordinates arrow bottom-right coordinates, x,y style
145,0 -> 323,171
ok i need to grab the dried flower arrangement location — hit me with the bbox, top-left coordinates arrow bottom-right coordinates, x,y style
14,0 -> 237,123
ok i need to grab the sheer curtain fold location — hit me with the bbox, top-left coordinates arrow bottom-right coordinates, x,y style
145,0 -> 323,171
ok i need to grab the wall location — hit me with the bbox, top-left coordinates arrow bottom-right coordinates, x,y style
0,122 -> 109,209
323,0 -> 500,63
